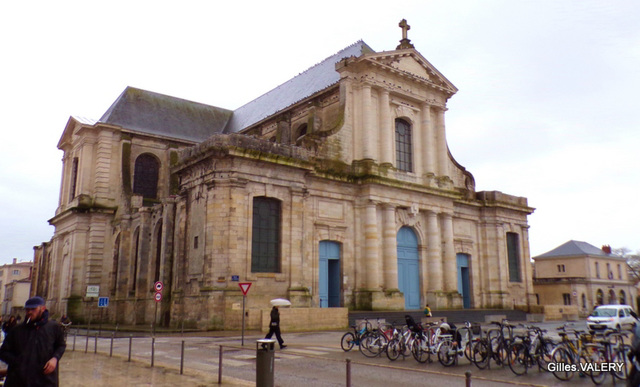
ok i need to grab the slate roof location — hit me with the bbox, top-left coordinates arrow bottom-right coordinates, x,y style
99,87 -> 233,143
224,41 -> 375,133
534,240 -> 622,259
92,41 -> 374,141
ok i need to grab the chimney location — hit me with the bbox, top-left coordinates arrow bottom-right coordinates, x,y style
601,245 -> 612,254
12,258 -> 16,264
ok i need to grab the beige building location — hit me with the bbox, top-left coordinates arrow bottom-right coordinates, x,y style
533,240 -> 635,318
33,22 -> 535,329
0,259 -> 33,316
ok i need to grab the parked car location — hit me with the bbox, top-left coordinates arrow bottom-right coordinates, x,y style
587,304 -> 637,331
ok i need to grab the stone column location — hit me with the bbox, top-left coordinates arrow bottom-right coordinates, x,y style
442,213 -> 457,292
379,90 -> 393,165
426,211 -> 442,292
382,204 -> 398,290
364,201 -> 381,289
412,109 -> 423,176
421,104 -> 436,176
436,108 -> 448,177
361,85 -> 375,160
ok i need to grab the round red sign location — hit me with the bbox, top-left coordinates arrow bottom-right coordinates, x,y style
154,292 -> 163,302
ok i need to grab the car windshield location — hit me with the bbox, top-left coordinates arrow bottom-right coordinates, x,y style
593,308 -> 616,317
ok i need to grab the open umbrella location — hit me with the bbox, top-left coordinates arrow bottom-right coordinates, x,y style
270,298 -> 292,307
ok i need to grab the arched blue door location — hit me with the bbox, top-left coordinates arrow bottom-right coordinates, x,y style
319,241 -> 341,308
457,253 -> 471,309
397,227 -> 420,310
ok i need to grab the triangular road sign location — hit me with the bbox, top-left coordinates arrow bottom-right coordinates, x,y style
239,282 -> 252,296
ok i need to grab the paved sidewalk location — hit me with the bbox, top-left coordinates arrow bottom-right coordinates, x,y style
59,351 -> 252,386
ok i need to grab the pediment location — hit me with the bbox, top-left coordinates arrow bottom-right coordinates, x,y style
57,116 -> 97,149
363,50 -> 458,96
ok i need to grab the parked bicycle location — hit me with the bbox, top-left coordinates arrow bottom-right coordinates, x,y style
341,318 -> 372,352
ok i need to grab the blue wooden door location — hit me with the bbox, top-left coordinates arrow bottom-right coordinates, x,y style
457,253 -> 471,309
397,227 -> 420,310
319,241 -> 341,308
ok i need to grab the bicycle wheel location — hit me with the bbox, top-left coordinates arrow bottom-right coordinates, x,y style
341,332 -> 355,352
411,336 -> 430,363
490,337 -> 507,366
550,346 -> 575,381
507,342 -> 528,376
535,339 -> 554,371
437,340 -> 456,367
588,347 -> 608,385
612,344 -> 631,380
386,338 -> 401,361
472,339 -> 490,370
358,332 -> 378,357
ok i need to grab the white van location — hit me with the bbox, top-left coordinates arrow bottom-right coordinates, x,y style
587,305 -> 637,331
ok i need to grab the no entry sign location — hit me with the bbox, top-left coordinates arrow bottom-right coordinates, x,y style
154,281 -> 164,292
239,282 -> 252,296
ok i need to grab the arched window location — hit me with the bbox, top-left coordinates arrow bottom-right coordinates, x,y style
395,119 -> 413,172
506,232 -> 521,282
608,289 -> 616,304
296,124 -> 307,142
620,290 -> 626,305
251,197 -> 281,273
596,289 -> 604,306
133,154 -> 160,199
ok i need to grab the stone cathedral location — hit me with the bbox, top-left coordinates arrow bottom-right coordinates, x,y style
33,22 -> 535,329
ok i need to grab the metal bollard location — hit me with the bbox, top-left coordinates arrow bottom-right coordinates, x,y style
72,329 -> 77,351
128,335 -> 132,362
218,345 -> 223,384
110,332 -> 114,357
94,333 -> 98,353
346,358 -> 351,387
85,331 -> 89,353
151,337 -> 155,367
180,340 -> 185,375
465,371 -> 472,387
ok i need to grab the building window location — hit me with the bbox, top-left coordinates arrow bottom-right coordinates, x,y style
193,236 -> 199,249
251,197 -> 281,273
295,123 -> 307,144
582,293 -> 587,309
595,262 -> 600,278
607,263 -> 613,279
563,293 -> 571,305
618,264 -> 622,279
506,232 -> 521,282
557,264 -> 565,273
133,153 -> 160,199
596,289 -> 604,305
69,157 -> 79,201
12,270 -> 19,276
620,290 -> 627,305
395,119 -> 413,172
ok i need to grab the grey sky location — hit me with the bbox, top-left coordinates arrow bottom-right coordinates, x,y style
1,0 -> 638,265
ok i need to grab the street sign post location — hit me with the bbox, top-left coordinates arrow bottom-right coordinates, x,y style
238,282 -> 252,345
153,281 -> 164,336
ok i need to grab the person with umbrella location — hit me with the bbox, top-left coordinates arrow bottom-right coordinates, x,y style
265,301 -> 287,349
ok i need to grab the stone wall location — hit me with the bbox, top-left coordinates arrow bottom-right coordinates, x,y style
261,308 -> 348,333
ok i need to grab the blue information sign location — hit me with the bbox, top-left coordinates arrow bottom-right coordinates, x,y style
98,297 -> 109,308
231,275 -> 240,281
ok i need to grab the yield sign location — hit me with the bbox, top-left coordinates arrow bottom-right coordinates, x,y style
239,282 -> 252,296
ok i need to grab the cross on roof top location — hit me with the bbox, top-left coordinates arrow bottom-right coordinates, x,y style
396,19 -> 415,50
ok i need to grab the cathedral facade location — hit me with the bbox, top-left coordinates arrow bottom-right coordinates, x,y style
33,26 -> 535,328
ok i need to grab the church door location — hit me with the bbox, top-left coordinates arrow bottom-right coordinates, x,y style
457,253 -> 471,309
397,227 -> 420,310
319,241 -> 341,308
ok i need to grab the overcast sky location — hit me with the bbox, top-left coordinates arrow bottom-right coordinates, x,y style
1,0 -> 638,265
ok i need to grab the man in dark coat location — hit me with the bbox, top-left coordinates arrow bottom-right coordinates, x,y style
0,296 -> 66,386
264,306 -> 286,349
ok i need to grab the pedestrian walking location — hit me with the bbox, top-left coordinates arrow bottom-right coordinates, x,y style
424,304 -> 432,317
0,296 -> 66,386
265,306 -> 287,349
